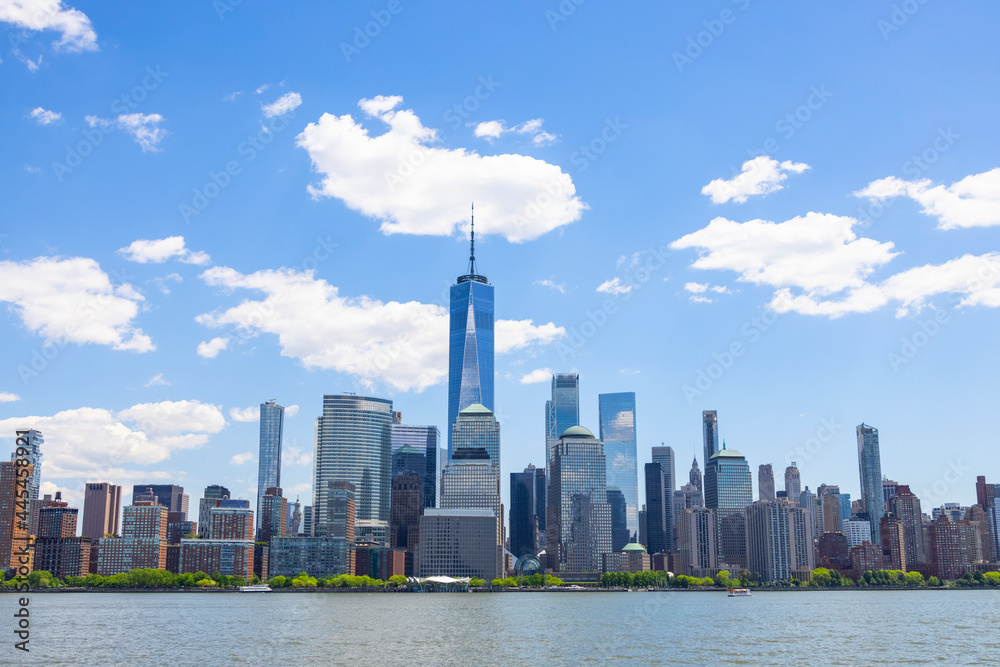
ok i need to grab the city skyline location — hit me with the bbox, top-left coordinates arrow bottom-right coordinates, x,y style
1,2 -> 999,521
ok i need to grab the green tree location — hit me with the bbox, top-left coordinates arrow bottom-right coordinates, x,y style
469,578 -> 485,587
928,576 -> 941,587
389,574 -> 408,587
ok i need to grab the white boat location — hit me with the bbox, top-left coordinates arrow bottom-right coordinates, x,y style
239,585 -> 272,593
727,588 -> 751,597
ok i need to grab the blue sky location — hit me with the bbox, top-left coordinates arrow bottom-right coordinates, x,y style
1,1 -> 998,519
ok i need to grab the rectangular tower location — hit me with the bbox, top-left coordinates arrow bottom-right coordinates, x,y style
256,400 -> 284,536
599,392 -> 639,543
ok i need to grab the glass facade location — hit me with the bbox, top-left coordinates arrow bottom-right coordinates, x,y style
702,411 -> 719,470
598,392 -> 638,543
440,448 -> 501,520
256,400 -> 284,534
705,448 -> 752,568
545,373 -> 580,481
312,395 -> 392,539
651,446 -> 675,551
447,264 -> 494,460
857,423 -> 885,543
451,404 -> 501,473
13,429 -> 43,502
607,487 -> 630,551
510,468 -> 540,558
391,423 -> 441,509
643,463 -> 667,554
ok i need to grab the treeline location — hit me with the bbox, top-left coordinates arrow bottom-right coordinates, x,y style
2,569 -> 262,589
489,574 -> 565,588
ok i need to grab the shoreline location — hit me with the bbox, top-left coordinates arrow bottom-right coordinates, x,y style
3,585 -> 971,594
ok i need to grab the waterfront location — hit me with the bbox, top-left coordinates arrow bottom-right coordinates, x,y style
14,589 -> 1000,664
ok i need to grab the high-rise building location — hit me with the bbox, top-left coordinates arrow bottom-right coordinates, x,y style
702,411 -> 719,470
976,475 -> 998,510
857,423 -> 885,544
13,430 -> 43,503
784,463 -> 801,504
887,485 -> 925,565
675,507 -> 717,577
879,517 -> 907,571
390,422 -> 441,509
798,486 -> 818,544
822,494 -> 843,534
313,394 -> 392,541
198,485 -> 230,537
82,482 -> 122,542
259,487 -> 287,544
0,461 -> 33,572
758,464 -> 776,502
746,501 -> 814,583
256,400 -> 284,537
546,373 -> 580,473
651,446 -> 676,552
607,488 -> 630,552
644,462 -> 667,554
34,499 -> 90,580
598,392 -> 639,543
704,445 -> 752,569
265,481 -> 357,578
417,509 -> 502,580
97,501 -> 169,575
130,484 -> 186,516
447,214 -> 494,459
928,513 -> 980,580
882,478 -> 899,506
843,518 -> 872,548
689,457 -> 702,493
510,466 -> 543,559
390,474 -> 421,575
546,426 -> 612,573
440,448 -> 501,521
208,502 -> 254,541
38,498 -> 76,539
451,403 -> 501,473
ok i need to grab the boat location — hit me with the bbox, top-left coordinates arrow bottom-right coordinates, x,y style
727,588 -> 751,597
239,585 -> 272,593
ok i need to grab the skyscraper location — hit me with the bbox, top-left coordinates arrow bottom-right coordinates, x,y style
652,446 -> 676,552
198,485 -> 230,537
784,463 -> 801,503
606,488 -> 630,552
689,457 -> 702,492
704,445 -> 753,568
702,411 -> 719,470
546,373 -> 580,472
259,487 -> 287,544
510,466 -> 543,559
857,423 -> 885,544
598,392 -> 639,542
82,482 -> 122,542
447,213 -> 494,459
13,430 -> 43,503
644,462 -> 667,554
130,484 -> 185,516
256,400 -> 284,536
0,461 -> 33,572
546,426 -> 612,573
887,484 -> 926,565
313,394 -> 393,541
451,403 -> 501,473
440,448 -> 502,521
758,464 -> 776,502
390,421 -> 441,509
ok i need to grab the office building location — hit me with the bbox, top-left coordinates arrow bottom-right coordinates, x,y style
702,411 -> 719,470
546,426 -> 612,573
883,478 -> 899,506
857,423 -> 885,544
390,474 -> 421,574
256,400 -> 284,537
704,445 -> 752,569
440,448 -> 502,522
689,457 -> 702,493
784,463 -> 801,504
798,486 -> 818,543
13,429 -> 43,504
598,392 -> 639,543
887,485 -> 926,566
417,508 -> 502,580
313,394 -> 392,541
758,464 -> 776,502
268,535 -> 354,579
843,518 -> 872,548
546,373 -> 580,473
607,488 -> 630,552
82,482 -> 122,542
130,484 -> 186,517
197,484 -> 230,537
675,507 -> 717,577
509,466 -> 544,559
390,421 -> 441,509
746,501 -> 814,583
451,403 -> 501,473
354,539 -> 406,579
644,462 -> 667,554
652,446 -> 676,552
208,501 -> 254,541
447,217 -> 494,458
259,487 -> 287,544
97,502 -> 168,575
179,539 -> 254,578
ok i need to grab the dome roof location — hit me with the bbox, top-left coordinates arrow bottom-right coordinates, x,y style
559,425 -> 594,438
621,543 -> 647,553
459,403 -> 493,416
709,448 -> 745,460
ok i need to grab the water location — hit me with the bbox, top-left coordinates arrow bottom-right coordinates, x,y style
11,589 -> 1000,665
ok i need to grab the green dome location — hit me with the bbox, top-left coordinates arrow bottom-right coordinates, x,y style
621,543 -> 647,553
709,448 -> 745,460
459,403 -> 493,416
559,425 -> 594,438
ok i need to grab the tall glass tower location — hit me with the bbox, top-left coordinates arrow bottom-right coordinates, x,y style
13,430 -> 43,502
391,422 -> 441,509
702,411 -> 719,470
313,394 -> 393,541
256,400 -> 284,534
451,403 -> 501,473
545,373 -> 580,477
447,211 -> 494,461
598,392 -> 638,543
652,445 -> 675,551
857,422 -> 885,544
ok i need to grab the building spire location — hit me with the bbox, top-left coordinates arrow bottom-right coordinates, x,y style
468,202 -> 478,276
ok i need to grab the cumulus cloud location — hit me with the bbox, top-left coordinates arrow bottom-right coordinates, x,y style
702,157 -> 811,204
196,265 -> 565,392
880,252 -> 1000,317
118,236 -> 210,265
86,113 -> 166,152
29,107 -> 61,125
197,337 -> 229,359
285,404 -> 299,417
297,95 -> 586,242
854,168 -> 1000,229
534,279 -> 566,293
230,451 -> 254,465
0,256 -> 153,352
0,0 -> 98,52
474,118 -> 557,146
683,282 -> 731,303
596,277 -> 632,296
0,400 -> 225,480
282,446 -> 312,466
262,92 -> 302,118
520,368 -> 553,384
229,406 -> 258,422
144,373 -> 169,387
0,392 -> 20,402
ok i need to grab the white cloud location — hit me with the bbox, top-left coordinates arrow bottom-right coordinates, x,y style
118,236 -> 210,265
684,282 -> 708,294
0,400 -> 225,479
596,277 -> 632,296
24,165 -> 42,174
0,392 -> 21,402
86,113 -> 166,152
144,373 -> 169,387
11,49 -> 42,71
197,336 -> 229,359
702,157 -> 811,204
282,446 -> 312,466
880,252 -> 1000,317
29,107 -> 61,125
684,282 -> 731,301
223,91 -> 242,102
229,406 -> 258,422
474,118 -> 557,146
230,451 -> 254,465
619,368 -> 641,375
854,168 -> 1000,229
474,120 -> 505,139
520,368 -> 553,384
255,83 -> 270,94
534,279 -> 566,293
197,265 -> 565,392
297,96 -> 586,242
285,404 -> 299,417
0,0 -> 98,52
0,256 -> 153,352
262,92 -> 302,118
690,295 -> 715,304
